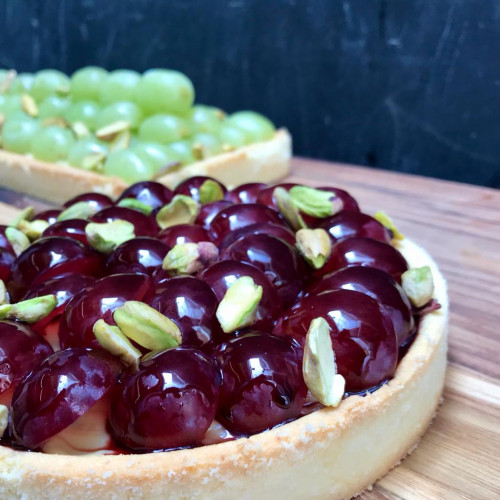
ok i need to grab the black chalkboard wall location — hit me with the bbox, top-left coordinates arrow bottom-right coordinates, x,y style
1,0 -> 499,187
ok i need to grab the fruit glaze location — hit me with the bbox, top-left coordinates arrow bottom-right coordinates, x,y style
0,177 -> 440,456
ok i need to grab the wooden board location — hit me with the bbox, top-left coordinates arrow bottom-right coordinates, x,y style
1,158 -> 499,499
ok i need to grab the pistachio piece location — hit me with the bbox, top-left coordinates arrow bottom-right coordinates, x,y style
192,142 -> 204,160
199,180 -> 224,204
0,404 -> 7,438
216,276 -> 263,333
303,317 -> 345,407
296,228 -> 332,269
5,226 -> 30,256
155,195 -> 199,230
55,82 -> 71,96
163,242 -> 219,275
42,117 -> 70,128
113,301 -> 182,351
81,152 -> 106,172
109,129 -> 131,152
93,319 -> 142,368
117,198 -> 154,215
17,219 -> 50,241
21,94 -> 38,117
401,266 -> 434,308
71,121 -> 90,139
373,211 -> 404,240
289,186 -> 343,218
0,280 -> 8,305
0,294 -> 57,323
95,120 -> 130,141
10,206 -> 35,228
273,187 -> 307,231
151,161 -> 184,179
85,220 -> 135,254
57,201 -> 99,222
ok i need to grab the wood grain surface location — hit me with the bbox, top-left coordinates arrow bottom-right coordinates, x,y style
1,158 -> 499,499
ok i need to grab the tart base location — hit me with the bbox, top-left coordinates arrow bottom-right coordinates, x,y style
0,130 -> 291,204
0,239 -> 448,499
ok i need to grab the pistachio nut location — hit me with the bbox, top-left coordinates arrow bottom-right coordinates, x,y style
0,294 -> 57,323
289,185 -> 343,218
401,266 -> 434,308
155,195 -> 199,230
273,187 -> 307,231
296,228 -> 332,269
162,241 -> 219,275
85,220 -> 135,254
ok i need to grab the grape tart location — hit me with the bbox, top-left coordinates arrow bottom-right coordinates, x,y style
0,179 -> 448,499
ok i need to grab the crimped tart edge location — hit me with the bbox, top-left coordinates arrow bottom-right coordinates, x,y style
0,238 -> 448,500
0,129 -> 291,203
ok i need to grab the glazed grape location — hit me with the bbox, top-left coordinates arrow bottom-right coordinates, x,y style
227,111 -> 275,142
109,347 -> 219,451
316,187 -> 360,212
273,289 -> 398,392
134,69 -> 195,116
116,181 -> 173,210
99,70 -> 140,105
189,105 -> 224,134
38,96 -> 70,120
256,183 -> 297,210
0,249 -> 14,282
157,224 -> 210,247
219,125 -> 250,148
0,320 -> 53,406
1,116 -> 40,154
219,222 -> 296,250
34,209 -> 61,225
138,114 -> 190,144
30,70 -> 70,102
194,201 -> 233,230
175,176 -> 228,204
149,276 -> 219,347
63,101 -> 100,130
95,101 -> 143,131
31,126 -> 74,162
103,150 -> 155,183
167,140 -> 195,165
132,142 -> 179,172
191,133 -> 222,158
71,67 -> 108,102
226,183 -> 267,204
6,73 -> 33,94
67,138 -> 107,169
214,332 -> 306,435
42,219 -> 89,245
9,348 -> 121,450
63,192 -> 113,211
58,273 -> 153,350
91,206 -> 159,237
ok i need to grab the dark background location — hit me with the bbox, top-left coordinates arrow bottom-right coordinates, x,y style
1,0 -> 499,187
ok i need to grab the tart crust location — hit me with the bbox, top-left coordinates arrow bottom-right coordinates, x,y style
0,238 -> 448,499
0,129 -> 291,204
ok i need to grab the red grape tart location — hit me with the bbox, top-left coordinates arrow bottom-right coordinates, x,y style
0,178 -> 448,499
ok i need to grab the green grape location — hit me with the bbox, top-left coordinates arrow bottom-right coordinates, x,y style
1,116 -> 40,154
95,101 -> 143,131
134,69 -> 194,116
191,133 -> 222,159
0,69 -> 7,82
31,126 -> 74,162
0,95 -> 23,117
7,73 -> 34,94
99,70 -> 140,105
104,149 -> 155,183
63,101 -> 100,130
71,66 -> 108,102
38,96 -> 70,119
30,70 -> 70,102
227,111 -> 275,142
67,138 -> 107,168
138,114 -> 190,144
188,105 -> 225,134
168,140 -> 195,165
132,142 -> 181,172
219,124 -> 250,148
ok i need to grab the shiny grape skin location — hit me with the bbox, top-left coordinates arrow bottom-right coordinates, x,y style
273,289 -> 398,392
306,267 -> 415,346
218,222 -> 296,250
8,237 -> 104,301
157,224 -> 211,247
220,233 -> 311,308
58,273 -> 153,350
194,201 -> 233,231
316,187 -> 360,212
209,204 -> 285,245
116,181 -> 174,210
315,211 -> 391,244
323,237 -> 409,282
23,273 -> 96,335
42,218 -> 89,245
106,237 -> 170,277
226,183 -> 267,204
256,183 -> 297,210
213,332 -> 307,435
174,176 -> 227,203
199,260 -> 283,331
9,348 -> 121,450
149,276 -> 219,347
33,209 -> 62,225
109,347 -> 220,452
0,248 -> 15,282
62,192 -> 113,212
90,206 -> 159,237
0,320 -> 53,406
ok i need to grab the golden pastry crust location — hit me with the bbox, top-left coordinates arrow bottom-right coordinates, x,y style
0,238 -> 448,500
0,130 -> 291,203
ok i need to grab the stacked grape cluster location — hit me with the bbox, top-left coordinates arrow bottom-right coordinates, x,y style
0,178 -> 437,454
0,68 -> 276,182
